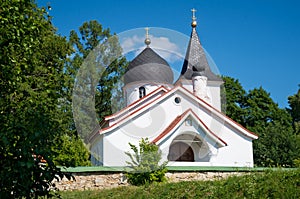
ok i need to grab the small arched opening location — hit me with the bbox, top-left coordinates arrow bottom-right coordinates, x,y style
139,86 -> 146,98
168,142 -> 194,162
167,133 -> 211,162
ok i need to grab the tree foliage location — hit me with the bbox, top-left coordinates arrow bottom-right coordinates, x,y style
125,138 -> 168,186
0,0 -> 75,198
222,76 -> 299,167
69,20 -> 127,127
288,86 -> 300,166
288,86 -> 300,135
221,77 -> 246,125
52,135 -> 91,167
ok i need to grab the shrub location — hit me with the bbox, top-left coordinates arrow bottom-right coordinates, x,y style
294,158 -> 300,167
125,138 -> 167,185
52,134 -> 91,167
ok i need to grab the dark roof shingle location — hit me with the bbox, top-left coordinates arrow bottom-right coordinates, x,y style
124,47 -> 174,85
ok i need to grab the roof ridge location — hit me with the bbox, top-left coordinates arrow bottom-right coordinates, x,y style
105,85 -> 169,120
151,109 -> 192,143
95,85 -> 257,140
179,86 -> 258,138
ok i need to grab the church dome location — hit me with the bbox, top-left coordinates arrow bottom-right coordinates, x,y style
124,47 -> 174,85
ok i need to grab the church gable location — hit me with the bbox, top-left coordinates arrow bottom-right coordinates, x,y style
98,85 -> 257,141
150,108 -> 227,163
152,108 -> 227,148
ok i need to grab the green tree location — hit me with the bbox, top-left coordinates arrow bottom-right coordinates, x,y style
222,77 -> 298,167
125,138 -> 168,186
243,88 -> 297,167
0,0 -> 73,198
69,20 -> 127,143
222,76 -> 247,125
287,86 -> 300,166
288,86 -> 300,134
69,20 -> 127,124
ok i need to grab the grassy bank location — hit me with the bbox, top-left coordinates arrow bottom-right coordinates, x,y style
60,169 -> 299,199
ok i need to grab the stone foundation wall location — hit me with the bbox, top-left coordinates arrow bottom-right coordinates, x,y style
54,171 -> 245,191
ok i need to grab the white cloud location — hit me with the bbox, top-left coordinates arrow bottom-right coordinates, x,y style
121,35 -> 144,53
121,34 -> 184,63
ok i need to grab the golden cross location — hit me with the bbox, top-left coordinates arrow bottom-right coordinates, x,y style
191,8 -> 197,21
145,27 -> 149,38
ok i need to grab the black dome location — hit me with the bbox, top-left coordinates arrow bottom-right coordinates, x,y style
124,47 -> 174,85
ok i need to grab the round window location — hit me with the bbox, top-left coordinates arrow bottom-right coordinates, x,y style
174,97 -> 181,104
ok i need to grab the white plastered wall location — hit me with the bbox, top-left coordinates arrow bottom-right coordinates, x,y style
99,89 -> 255,167
124,82 -> 172,106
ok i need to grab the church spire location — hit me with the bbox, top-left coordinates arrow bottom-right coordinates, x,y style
180,9 -> 221,81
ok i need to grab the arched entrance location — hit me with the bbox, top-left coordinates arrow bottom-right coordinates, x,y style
168,142 -> 194,162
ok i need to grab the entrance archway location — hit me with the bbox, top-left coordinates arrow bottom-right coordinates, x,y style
168,142 -> 194,162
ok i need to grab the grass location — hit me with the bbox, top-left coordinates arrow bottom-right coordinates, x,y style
59,169 -> 300,199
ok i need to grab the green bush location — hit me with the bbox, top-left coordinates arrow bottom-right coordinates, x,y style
125,138 -> 167,185
52,134 -> 91,167
294,158 -> 300,167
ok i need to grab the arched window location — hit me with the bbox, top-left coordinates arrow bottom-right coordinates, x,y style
139,86 -> 146,98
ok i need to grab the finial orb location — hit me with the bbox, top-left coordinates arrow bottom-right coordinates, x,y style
144,38 -> 151,46
191,20 -> 197,27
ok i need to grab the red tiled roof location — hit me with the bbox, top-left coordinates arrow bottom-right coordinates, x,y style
98,86 -> 174,134
105,85 -> 169,120
151,109 -> 190,144
179,86 -> 258,138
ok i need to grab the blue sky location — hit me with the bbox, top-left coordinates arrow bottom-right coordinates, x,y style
38,0 -> 300,108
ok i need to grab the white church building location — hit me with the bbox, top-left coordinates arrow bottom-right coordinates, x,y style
90,11 -> 258,167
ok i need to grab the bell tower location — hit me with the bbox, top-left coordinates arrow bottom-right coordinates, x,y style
177,9 -> 223,110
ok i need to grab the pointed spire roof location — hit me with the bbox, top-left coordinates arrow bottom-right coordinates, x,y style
180,9 -> 222,81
